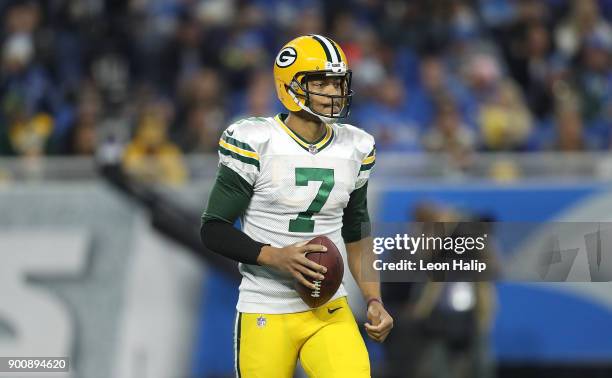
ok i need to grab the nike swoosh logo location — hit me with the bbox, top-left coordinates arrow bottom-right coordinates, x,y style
327,307 -> 342,314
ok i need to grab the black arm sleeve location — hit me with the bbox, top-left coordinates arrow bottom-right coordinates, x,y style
342,182 -> 372,243
201,221 -> 267,265
200,164 -> 267,265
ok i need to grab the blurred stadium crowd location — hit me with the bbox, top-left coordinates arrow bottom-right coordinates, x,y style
0,0 -> 611,184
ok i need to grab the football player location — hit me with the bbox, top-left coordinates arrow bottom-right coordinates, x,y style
201,34 -> 393,377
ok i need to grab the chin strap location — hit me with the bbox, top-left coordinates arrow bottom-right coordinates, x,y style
288,87 -> 336,124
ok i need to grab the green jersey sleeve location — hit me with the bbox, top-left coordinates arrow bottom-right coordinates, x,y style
202,164 -> 254,224
341,182 -> 371,243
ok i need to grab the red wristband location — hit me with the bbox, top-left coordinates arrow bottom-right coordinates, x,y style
366,298 -> 382,308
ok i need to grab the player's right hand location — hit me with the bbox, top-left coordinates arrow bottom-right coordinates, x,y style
257,241 -> 327,290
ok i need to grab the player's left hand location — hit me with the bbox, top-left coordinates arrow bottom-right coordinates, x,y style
364,301 -> 393,343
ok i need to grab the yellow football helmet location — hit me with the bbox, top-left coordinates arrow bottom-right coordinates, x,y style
273,35 -> 353,123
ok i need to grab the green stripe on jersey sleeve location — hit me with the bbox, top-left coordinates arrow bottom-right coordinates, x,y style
219,145 -> 260,170
222,134 -> 256,152
359,147 -> 376,172
359,161 -> 375,172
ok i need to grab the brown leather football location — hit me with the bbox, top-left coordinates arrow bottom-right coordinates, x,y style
294,236 -> 344,308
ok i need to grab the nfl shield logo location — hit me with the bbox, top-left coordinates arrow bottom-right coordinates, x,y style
308,144 -> 318,154
256,315 -> 266,328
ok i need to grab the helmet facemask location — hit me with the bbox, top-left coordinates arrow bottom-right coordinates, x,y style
287,69 -> 353,123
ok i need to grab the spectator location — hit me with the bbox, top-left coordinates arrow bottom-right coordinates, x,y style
178,68 -> 225,115
0,97 -> 54,157
551,103 -> 586,152
1,32 -> 56,120
63,83 -> 102,155
174,68 -> 226,146
177,105 -> 223,154
478,80 -> 533,151
218,4 -> 271,91
422,98 -> 476,167
350,28 -> 387,103
288,6 -> 324,38
573,29 -> 612,123
409,54 -> 472,127
230,71 -> 281,120
123,104 -> 188,186
511,22 -> 558,119
354,75 -> 422,152
464,54 -> 532,150
0,0 -> 609,162
555,0 -> 612,60
157,11 -> 224,96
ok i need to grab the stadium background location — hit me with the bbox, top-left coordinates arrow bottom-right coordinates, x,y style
1,0 -> 611,377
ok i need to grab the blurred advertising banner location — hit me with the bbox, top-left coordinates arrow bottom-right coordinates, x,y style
0,184 -> 204,378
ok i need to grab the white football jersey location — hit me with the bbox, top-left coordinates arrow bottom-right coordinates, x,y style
217,114 -> 375,314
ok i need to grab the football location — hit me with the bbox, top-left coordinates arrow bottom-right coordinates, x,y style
294,236 -> 344,308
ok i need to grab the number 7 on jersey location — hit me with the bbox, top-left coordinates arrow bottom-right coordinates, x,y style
289,168 -> 334,232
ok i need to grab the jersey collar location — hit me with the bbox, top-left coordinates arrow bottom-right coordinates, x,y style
274,113 -> 334,154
